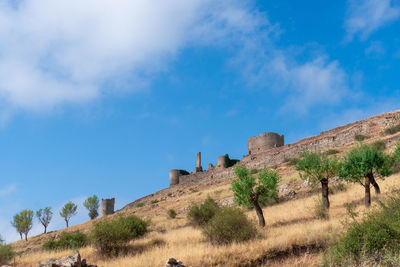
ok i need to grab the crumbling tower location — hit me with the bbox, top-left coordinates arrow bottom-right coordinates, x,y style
216,156 -> 226,168
101,198 -> 115,217
194,152 -> 203,173
248,132 -> 284,155
169,169 -> 180,186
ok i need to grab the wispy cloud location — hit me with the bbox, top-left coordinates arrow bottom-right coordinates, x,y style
344,0 -> 400,41
0,184 -> 16,197
365,41 -> 386,57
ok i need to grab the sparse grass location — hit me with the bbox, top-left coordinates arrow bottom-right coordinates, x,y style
354,134 -> 368,141
12,173 -> 400,267
324,149 -> 339,155
136,203 -> 145,208
384,123 -> 400,135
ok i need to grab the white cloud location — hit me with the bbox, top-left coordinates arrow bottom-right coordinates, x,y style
0,0 -> 269,114
272,56 -> 349,114
344,0 -> 400,41
0,184 -> 16,197
365,41 -> 386,57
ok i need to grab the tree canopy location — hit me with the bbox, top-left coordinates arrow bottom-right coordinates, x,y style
60,201 -> 78,228
83,195 -> 100,220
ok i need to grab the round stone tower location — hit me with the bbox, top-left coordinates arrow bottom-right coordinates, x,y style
101,198 -> 115,217
248,132 -> 284,155
216,156 -> 226,168
169,169 -> 180,186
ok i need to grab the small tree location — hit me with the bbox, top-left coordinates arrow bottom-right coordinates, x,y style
83,195 -> 99,220
60,201 -> 78,228
339,144 -> 393,207
11,210 -> 33,241
36,207 -> 53,234
232,166 -> 279,227
296,151 -> 339,209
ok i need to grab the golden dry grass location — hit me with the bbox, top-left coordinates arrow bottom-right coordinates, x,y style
11,172 -> 400,267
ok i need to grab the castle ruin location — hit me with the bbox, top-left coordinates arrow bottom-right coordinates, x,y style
101,198 -> 115,217
248,132 -> 284,155
168,111 -> 400,188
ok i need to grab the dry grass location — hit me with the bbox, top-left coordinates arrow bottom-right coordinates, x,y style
11,172 -> 400,267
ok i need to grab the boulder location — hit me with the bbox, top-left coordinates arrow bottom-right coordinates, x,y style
35,253 -> 97,267
166,258 -> 185,267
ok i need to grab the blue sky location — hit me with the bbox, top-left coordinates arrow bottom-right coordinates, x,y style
0,0 -> 399,242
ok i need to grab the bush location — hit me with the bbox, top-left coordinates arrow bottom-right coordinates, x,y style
0,237 -> 13,265
150,199 -> 159,204
167,209 -> 177,219
179,170 -> 190,176
187,197 -> 220,227
224,154 -> 240,168
90,215 -> 148,256
385,123 -> 400,135
284,157 -> 300,166
372,140 -> 386,151
250,169 -> 259,175
313,199 -> 329,220
202,207 -> 257,244
136,203 -> 145,208
354,134 -> 368,141
324,149 -> 339,155
43,231 -> 88,250
325,192 -> 400,265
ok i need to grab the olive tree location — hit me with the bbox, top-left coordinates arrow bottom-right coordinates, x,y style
11,210 -> 34,241
339,144 -> 393,207
83,195 -> 99,220
36,207 -> 52,233
60,201 -> 77,228
296,151 -> 339,209
232,166 -> 279,227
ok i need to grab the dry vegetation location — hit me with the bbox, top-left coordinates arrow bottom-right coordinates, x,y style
11,166 -> 400,266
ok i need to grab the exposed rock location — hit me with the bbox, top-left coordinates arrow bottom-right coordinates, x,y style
220,196 -> 234,207
166,258 -> 185,267
281,189 -> 296,200
35,253 -> 97,267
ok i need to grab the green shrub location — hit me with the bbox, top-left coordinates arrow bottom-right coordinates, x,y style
224,154 -> 240,168
324,149 -> 339,155
187,197 -> 220,227
325,193 -> 400,265
43,231 -> 88,250
150,199 -> 159,204
354,134 -> 368,141
167,209 -> 177,219
250,169 -> 259,175
385,124 -> 400,135
287,157 -> 300,166
313,199 -> 329,220
0,237 -> 13,265
179,170 -> 190,176
372,140 -> 386,151
136,203 -> 145,208
90,215 -> 148,256
202,207 -> 257,244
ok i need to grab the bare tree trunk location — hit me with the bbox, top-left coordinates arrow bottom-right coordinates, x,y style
365,175 -> 371,207
368,172 -> 381,194
321,178 -> 330,209
66,220 -> 69,228
44,225 -> 47,234
253,200 -> 265,227
19,233 -> 22,240
25,233 -> 28,241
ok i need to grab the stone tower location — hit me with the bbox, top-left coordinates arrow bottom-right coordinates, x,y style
194,152 -> 203,173
169,169 -> 180,186
216,156 -> 226,168
248,132 -> 284,155
101,198 -> 115,217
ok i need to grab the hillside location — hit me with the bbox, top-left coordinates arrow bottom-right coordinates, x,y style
8,110 -> 400,266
